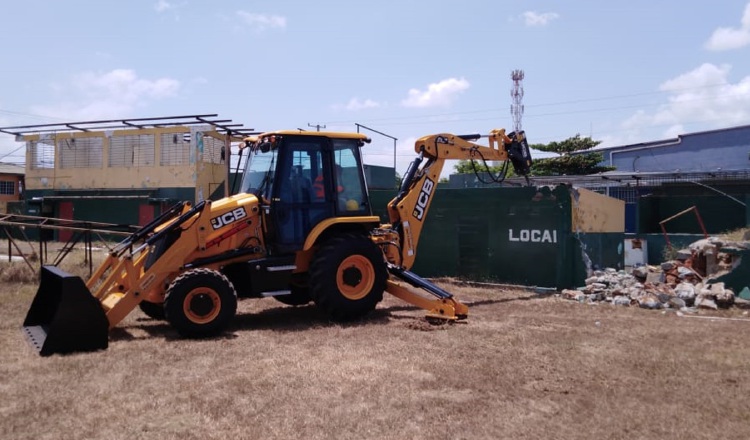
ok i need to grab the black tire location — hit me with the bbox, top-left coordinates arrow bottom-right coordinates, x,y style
274,273 -> 311,306
309,233 -> 387,321
164,268 -> 238,338
138,301 -> 165,320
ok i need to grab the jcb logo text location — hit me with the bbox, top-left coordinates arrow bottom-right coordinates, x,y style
211,207 -> 248,230
412,178 -> 435,221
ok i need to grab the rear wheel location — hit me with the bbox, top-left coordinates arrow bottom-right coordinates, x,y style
164,268 -> 237,338
309,234 -> 387,321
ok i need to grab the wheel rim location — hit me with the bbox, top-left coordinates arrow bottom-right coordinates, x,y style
336,255 -> 375,300
183,288 -> 221,324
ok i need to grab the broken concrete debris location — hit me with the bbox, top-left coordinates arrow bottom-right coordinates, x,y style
562,236 -> 748,310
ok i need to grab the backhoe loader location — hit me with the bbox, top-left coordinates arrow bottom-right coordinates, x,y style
23,127 -> 531,355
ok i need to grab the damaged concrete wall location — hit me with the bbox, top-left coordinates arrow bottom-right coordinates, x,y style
569,186 -> 625,284
571,187 -> 625,233
562,234 -> 750,310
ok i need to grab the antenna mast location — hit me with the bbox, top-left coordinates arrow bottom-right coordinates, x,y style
510,70 -> 525,134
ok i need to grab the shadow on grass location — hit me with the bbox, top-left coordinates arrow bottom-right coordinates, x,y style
110,291 -> 550,344
111,302 -> 397,343
465,292 -> 550,308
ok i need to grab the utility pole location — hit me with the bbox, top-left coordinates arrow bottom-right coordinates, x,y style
307,123 -> 326,132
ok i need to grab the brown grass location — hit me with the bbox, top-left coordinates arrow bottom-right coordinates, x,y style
2,275 -> 750,439
0,240 -> 113,283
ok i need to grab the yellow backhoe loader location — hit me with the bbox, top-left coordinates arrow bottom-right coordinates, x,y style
22,127 -> 531,355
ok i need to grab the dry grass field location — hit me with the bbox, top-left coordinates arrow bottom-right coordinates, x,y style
1,254 -> 750,439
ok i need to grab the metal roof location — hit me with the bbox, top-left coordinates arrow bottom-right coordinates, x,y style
590,123 -> 750,153
0,162 -> 25,175
0,114 -> 259,138
255,130 -> 371,142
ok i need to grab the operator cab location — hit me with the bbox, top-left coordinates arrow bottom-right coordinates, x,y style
240,131 -> 372,253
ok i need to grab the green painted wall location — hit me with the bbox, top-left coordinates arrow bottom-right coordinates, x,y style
372,185 -> 621,289
20,187 -> 195,241
638,190 -> 748,234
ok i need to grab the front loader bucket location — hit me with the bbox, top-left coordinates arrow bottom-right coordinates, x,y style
22,265 -> 109,356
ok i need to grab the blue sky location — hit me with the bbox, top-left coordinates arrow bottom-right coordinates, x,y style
2,0 -> 750,176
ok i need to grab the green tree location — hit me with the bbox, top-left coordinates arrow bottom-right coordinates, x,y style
529,134 -> 615,176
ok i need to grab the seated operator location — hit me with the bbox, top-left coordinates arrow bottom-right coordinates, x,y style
312,165 -> 344,199
312,165 -> 359,211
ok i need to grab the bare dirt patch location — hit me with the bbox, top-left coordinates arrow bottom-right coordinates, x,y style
2,280 -> 750,439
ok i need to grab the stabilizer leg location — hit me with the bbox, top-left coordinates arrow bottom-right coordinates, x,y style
386,266 -> 468,320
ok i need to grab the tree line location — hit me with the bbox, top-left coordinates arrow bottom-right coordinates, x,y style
453,134 -> 615,177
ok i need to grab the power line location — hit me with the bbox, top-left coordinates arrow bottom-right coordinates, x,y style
322,90 -> 750,131
0,108 -> 67,122
320,82 -> 740,126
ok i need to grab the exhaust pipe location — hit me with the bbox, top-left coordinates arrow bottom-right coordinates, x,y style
22,266 -> 109,356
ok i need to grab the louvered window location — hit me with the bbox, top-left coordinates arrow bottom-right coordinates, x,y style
59,137 -> 103,168
29,139 -> 55,169
109,135 -> 154,167
160,133 -> 189,165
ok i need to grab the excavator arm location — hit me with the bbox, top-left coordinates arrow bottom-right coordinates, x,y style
384,129 -> 531,270
374,129 -> 532,320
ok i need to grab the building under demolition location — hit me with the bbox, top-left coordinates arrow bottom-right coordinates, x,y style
0,115 -> 255,235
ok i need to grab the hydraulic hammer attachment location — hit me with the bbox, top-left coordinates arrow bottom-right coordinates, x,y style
22,265 -> 108,356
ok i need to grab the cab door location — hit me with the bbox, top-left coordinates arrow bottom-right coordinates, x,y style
270,137 -> 333,253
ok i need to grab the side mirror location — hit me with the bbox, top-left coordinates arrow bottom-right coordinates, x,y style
259,141 -> 272,153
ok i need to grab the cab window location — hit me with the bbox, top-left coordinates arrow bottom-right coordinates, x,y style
332,140 -> 367,215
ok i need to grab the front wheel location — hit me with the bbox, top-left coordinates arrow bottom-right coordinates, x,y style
164,268 -> 238,338
309,234 -> 387,321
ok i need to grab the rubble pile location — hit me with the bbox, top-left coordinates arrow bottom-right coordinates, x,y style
561,236 -> 748,310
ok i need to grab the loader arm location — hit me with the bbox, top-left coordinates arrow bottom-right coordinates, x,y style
23,194 -> 265,355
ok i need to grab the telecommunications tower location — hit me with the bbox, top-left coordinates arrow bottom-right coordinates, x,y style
510,69 -> 524,134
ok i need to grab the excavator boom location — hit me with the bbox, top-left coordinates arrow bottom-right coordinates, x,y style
383,129 -> 531,270
377,128 -> 531,321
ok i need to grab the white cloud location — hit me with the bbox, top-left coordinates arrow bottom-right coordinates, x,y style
704,2 -> 750,51
521,11 -> 559,27
334,97 -> 382,111
154,0 -> 172,13
620,63 -> 750,141
401,78 -> 470,108
236,11 -> 287,32
31,69 -> 180,120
